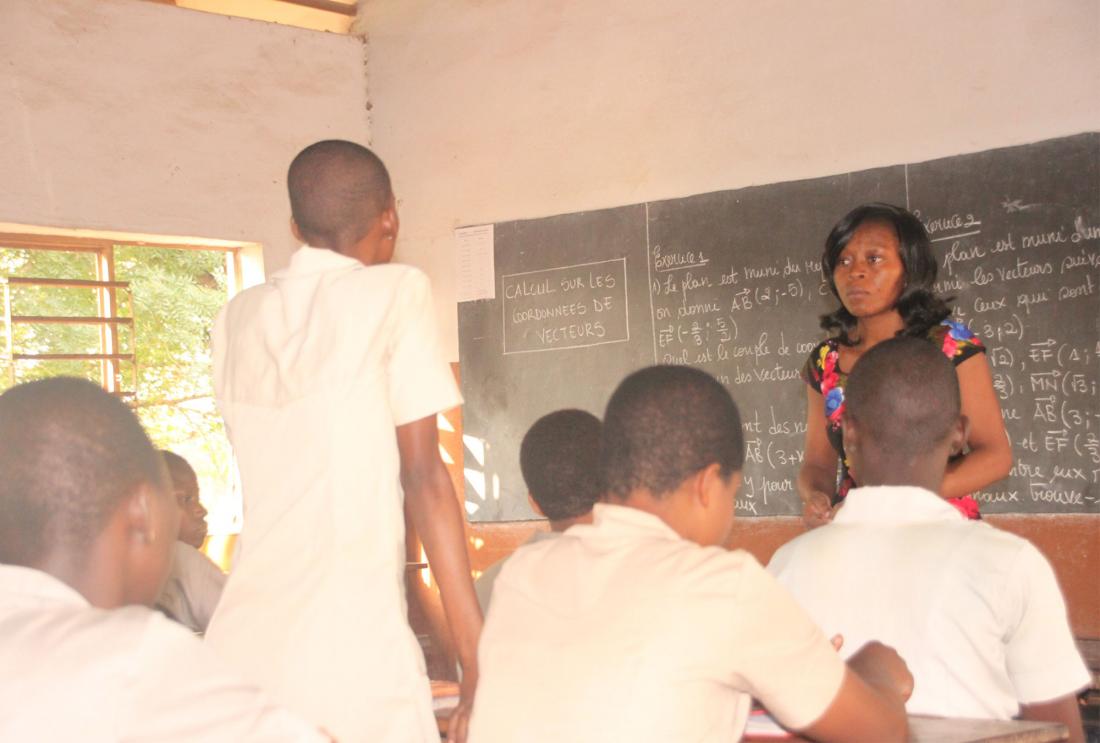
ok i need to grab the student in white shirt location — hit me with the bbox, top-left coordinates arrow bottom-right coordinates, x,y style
206,140 -> 481,743
0,377 -> 325,742
469,365 -> 913,743
156,450 -> 226,634
769,337 -> 1088,742
475,408 -> 602,614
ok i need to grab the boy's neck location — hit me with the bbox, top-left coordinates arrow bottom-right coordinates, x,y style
33,538 -> 124,609
609,489 -> 697,542
548,510 -> 594,533
855,458 -> 946,496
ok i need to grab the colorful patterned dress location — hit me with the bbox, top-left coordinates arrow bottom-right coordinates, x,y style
801,319 -> 985,519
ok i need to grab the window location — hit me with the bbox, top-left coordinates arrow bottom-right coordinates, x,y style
0,228 -> 260,549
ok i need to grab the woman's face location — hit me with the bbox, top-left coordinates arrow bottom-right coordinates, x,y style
833,220 -> 906,319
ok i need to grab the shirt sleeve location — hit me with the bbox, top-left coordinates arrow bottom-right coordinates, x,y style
801,342 -> 826,393
933,320 -> 986,366
474,559 -> 506,616
180,545 -> 227,633
387,268 -> 463,426
723,555 -> 846,731
125,612 -> 327,741
1003,543 -> 1090,703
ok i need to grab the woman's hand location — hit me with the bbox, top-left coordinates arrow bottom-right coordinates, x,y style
799,387 -> 840,528
802,490 -> 835,528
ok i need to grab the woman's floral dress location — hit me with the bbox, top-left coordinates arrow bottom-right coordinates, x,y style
802,320 -> 985,519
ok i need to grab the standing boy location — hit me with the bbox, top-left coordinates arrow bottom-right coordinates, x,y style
769,337 -> 1088,741
206,141 -> 481,743
475,408 -> 602,614
0,377 -> 324,741
469,365 -> 912,742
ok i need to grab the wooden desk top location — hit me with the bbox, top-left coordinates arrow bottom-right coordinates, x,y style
903,716 -> 1067,743
436,710 -> 1068,742
743,715 -> 1068,743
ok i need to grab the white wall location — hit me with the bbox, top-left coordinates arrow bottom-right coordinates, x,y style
363,0 -> 1100,359
0,0 -> 369,271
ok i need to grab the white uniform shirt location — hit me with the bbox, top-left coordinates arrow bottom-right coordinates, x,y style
768,485 -> 1090,719
206,246 -> 462,743
157,541 -> 226,634
469,503 -> 846,743
474,530 -> 560,615
0,565 -> 323,742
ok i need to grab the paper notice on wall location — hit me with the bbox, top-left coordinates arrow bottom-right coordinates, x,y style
455,224 -> 495,302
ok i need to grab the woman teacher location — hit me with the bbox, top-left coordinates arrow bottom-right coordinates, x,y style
798,203 -> 1012,527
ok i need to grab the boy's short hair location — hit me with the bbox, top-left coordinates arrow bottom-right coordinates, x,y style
160,450 -> 196,486
287,139 -> 392,249
519,409 -> 602,521
845,336 -> 960,454
602,365 -> 744,499
0,377 -> 167,565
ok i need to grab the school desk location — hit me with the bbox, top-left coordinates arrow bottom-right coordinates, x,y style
433,707 -> 1068,743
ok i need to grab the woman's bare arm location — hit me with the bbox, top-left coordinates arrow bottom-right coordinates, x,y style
942,354 -> 1013,498
798,387 -> 839,527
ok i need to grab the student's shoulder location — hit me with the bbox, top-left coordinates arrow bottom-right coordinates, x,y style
13,602 -> 194,669
495,532 -> 565,577
654,541 -> 772,599
767,523 -> 833,575
942,520 -> 1052,597
958,519 -> 1034,559
346,261 -> 427,285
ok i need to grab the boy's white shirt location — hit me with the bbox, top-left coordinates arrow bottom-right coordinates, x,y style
206,246 -> 461,743
470,502 -> 847,743
0,564 -> 323,742
156,541 -> 226,633
768,485 -> 1089,719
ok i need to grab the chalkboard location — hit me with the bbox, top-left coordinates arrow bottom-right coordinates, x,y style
458,133 -> 1100,520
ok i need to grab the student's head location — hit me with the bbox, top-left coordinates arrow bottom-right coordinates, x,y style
160,451 -> 207,549
843,336 -> 966,489
602,365 -> 744,546
520,409 -> 603,527
0,377 -> 177,609
820,203 -> 950,342
287,139 -> 398,262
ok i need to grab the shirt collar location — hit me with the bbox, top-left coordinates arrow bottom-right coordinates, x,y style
272,244 -> 363,279
832,485 -> 965,526
0,565 -> 89,608
588,502 -> 683,541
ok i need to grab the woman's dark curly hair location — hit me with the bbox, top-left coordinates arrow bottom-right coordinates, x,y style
820,202 -> 952,345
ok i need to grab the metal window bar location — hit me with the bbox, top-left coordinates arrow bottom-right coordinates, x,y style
1,275 -> 137,396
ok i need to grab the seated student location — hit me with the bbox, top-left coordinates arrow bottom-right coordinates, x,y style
469,365 -> 912,743
156,450 -> 227,634
475,408 -> 602,614
0,377 -> 325,742
768,337 -> 1088,741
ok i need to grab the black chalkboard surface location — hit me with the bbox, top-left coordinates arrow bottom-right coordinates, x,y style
458,133 -> 1099,520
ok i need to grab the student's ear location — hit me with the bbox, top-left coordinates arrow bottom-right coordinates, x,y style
841,409 -> 861,452
949,415 -> 970,457
125,485 -> 158,546
379,197 -> 399,243
696,463 -> 740,546
290,217 -> 305,243
526,493 -> 546,519
122,483 -> 178,606
698,463 -> 741,502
